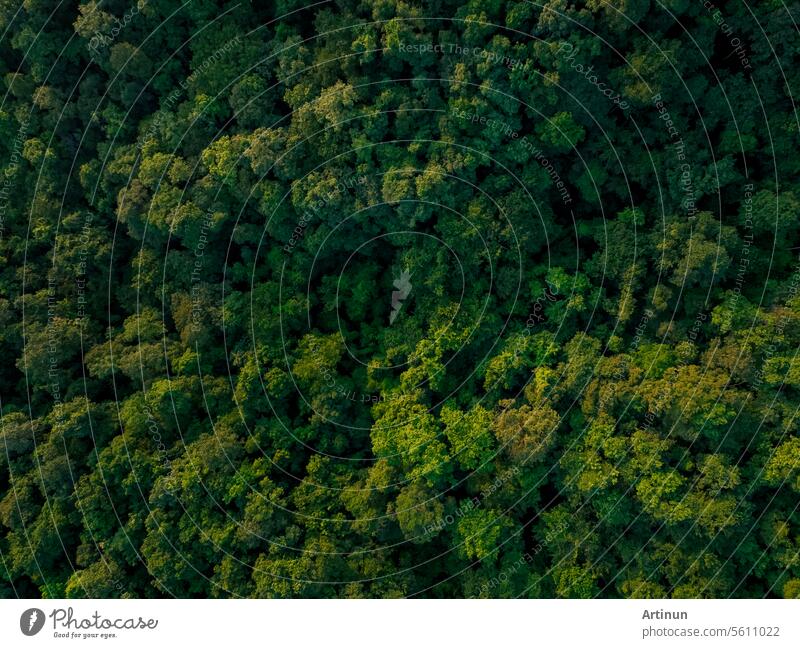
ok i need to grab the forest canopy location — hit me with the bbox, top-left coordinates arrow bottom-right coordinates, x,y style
0,0 -> 799,598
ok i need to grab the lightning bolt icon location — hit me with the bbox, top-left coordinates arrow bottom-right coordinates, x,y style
389,268 -> 412,325
28,610 -> 38,631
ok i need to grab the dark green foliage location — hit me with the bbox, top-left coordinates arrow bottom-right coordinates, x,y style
0,0 -> 798,599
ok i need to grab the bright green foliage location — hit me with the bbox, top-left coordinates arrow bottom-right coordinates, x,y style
0,0 -> 798,600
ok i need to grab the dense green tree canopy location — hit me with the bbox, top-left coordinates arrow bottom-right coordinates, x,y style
0,0 -> 799,599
